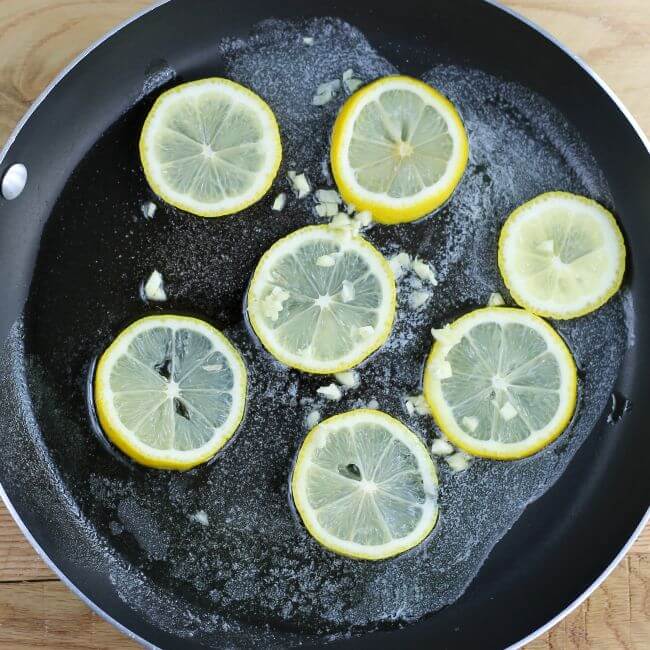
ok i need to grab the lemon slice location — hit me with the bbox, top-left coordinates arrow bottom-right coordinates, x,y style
247,225 -> 396,374
498,192 -> 626,319
330,75 -> 468,224
94,315 -> 247,470
291,409 -> 438,560
140,78 -> 281,217
423,308 -> 577,460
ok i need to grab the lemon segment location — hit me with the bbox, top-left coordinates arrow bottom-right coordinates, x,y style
247,225 -> 396,374
140,78 -> 282,217
291,409 -> 439,560
424,308 -> 577,460
94,315 -> 247,470
330,75 -> 468,224
498,192 -> 625,319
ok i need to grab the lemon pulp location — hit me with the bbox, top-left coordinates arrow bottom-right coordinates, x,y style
140,78 -> 281,217
291,409 -> 438,559
331,75 -> 468,224
247,225 -> 396,374
94,315 -> 247,470
424,308 -> 577,460
498,192 -> 625,319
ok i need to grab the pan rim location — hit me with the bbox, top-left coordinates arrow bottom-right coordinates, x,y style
507,507 -> 650,649
0,1 -> 647,648
484,0 -> 649,155
0,4 -> 172,648
0,0 -> 173,172
0,481 -> 156,648
481,6 -> 648,648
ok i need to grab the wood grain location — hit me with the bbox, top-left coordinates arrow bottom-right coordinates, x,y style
0,582 -> 134,648
0,0 -> 150,143
630,555 -> 650,648
0,507 -> 54,581
506,0 -> 650,132
0,0 -> 648,648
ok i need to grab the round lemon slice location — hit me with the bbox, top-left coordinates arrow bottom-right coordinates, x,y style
247,225 -> 396,374
498,192 -> 626,319
291,409 -> 438,560
140,78 -> 281,217
330,75 -> 468,224
94,315 -> 247,470
423,308 -> 577,460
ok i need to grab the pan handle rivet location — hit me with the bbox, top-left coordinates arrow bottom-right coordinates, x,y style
2,163 -> 27,200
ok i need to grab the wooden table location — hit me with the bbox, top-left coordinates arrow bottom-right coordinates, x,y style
0,1 -> 648,647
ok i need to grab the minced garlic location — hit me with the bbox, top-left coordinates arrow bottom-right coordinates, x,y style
317,383 -> 342,401
143,270 -> 167,302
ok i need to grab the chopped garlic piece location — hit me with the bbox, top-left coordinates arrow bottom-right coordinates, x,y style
330,212 -> 352,228
143,270 -> 167,302
317,383 -> 342,401
435,360 -> 453,379
271,192 -> 287,212
394,252 -> 412,267
305,410 -> 321,428
357,325 -> 374,339
537,239 -> 554,253
431,438 -> 454,456
189,510 -> 209,526
316,254 -> 336,267
342,69 -> 363,93
316,79 -> 342,94
334,370 -> 359,388
353,210 -> 373,228
330,213 -> 361,239
341,280 -> 355,303
412,257 -> 438,286
302,36 -> 314,45
446,452 -> 471,473
367,398 -> 379,410
141,201 -> 157,219
287,171 -> 311,198
345,78 -> 363,93
500,401 -> 518,421
488,292 -> 505,306
202,364 -> 223,372
389,259 -> 403,277
405,394 -> 430,416
312,89 -> 334,106
312,79 -> 341,105
409,290 -> 431,309
389,252 -> 411,278
315,189 -> 342,204
261,286 -> 290,321
462,416 -> 479,432
315,202 -> 339,217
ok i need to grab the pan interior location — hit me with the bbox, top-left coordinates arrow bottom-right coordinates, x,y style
0,17 -> 631,648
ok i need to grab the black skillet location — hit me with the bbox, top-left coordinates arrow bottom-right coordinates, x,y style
0,0 -> 648,648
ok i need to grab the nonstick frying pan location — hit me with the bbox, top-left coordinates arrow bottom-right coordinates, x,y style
0,1 -> 648,648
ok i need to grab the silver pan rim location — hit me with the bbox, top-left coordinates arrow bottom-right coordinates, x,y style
0,4 -> 173,647
0,1 -> 647,649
